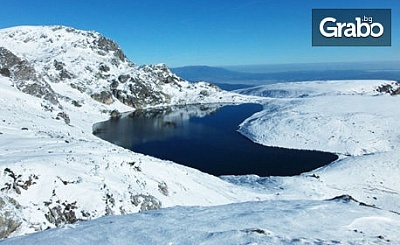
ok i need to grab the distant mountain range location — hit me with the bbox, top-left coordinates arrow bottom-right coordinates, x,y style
171,66 -> 253,82
171,64 -> 400,90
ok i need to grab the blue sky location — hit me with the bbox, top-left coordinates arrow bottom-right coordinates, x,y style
1,0 -> 399,67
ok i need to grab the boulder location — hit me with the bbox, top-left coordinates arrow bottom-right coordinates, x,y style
91,91 -> 113,105
118,74 -> 130,83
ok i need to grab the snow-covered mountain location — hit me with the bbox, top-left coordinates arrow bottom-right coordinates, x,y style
1,25 -> 400,243
0,26 -> 248,111
0,25 -> 261,238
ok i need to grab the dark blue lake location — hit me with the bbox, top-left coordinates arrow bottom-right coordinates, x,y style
93,104 -> 338,177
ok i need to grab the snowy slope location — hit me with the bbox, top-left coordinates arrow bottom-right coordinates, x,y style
3,198 -> 400,244
3,77 -> 400,244
0,25 -> 263,238
238,80 -> 400,156
0,76 -> 267,237
233,80 -> 400,212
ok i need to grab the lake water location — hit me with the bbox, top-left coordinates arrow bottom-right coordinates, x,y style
93,103 -> 338,177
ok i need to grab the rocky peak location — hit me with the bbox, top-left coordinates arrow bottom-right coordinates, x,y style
0,25 -> 222,109
94,35 -> 127,63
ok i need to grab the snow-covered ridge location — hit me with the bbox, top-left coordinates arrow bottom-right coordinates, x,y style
0,25 -> 249,112
233,79 -> 400,214
238,80 -> 400,156
236,79 -> 391,98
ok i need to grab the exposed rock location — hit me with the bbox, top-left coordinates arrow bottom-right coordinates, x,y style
95,36 -> 118,53
1,168 -> 38,194
131,194 -> 161,212
69,83 -> 87,93
0,215 -> 21,239
110,79 -> 119,89
93,36 -> 127,63
327,194 -> 359,203
59,69 -> 74,80
0,197 -> 22,238
200,90 -> 209,96
11,60 -> 35,81
326,194 -> 375,208
91,91 -> 113,105
20,82 -> 60,105
112,89 -> 125,102
72,100 -> 82,107
376,82 -> 400,96
243,228 -> 269,235
99,63 -> 110,73
0,68 -> 10,77
114,49 -> 126,63
124,77 -> 166,107
0,47 -> 21,69
158,181 -> 169,196
104,193 -> 116,216
110,109 -> 121,119
0,47 -> 36,81
118,74 -> 130,83
53,60 -> 65,71
56,111 -> 71,124
164,76 -> 176,84
0,47 -> 60,106
45,201 -> 80,226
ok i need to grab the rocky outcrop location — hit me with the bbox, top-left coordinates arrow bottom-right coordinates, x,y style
0,47 -> 60,107
0,196 -> 22,238
376,82 -> 400,95
91,91 -> 114,105
130,194 -> 162,212
44,201 -> 80,226
94,36 -> 127,63
0,47 -> 37,82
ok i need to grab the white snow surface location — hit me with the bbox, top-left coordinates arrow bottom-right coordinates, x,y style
1,25 -> 400,243
239,80 -> 399,156
0,76 -> 266,236
3,78 -> 400,244
3,199 -> 400,244
234,80 -> 400,212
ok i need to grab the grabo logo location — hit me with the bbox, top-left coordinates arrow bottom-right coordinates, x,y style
312,9 -> 391,46
320,16 -> 384,38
